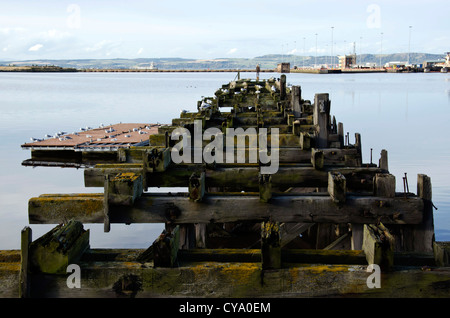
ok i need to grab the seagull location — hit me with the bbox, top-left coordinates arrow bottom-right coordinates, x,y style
30,137 -> 42,142
44,134 -> 52,138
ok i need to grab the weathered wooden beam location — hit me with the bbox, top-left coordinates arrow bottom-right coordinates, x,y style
29,220 -> 90,274
261,221 -> 281,269
29,193 -> 425,225
86,165 -> 381,193
280,223 -> 314,247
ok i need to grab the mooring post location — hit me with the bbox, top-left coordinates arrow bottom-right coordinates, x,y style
291,85 -> 301,118
313,93 -> 330,148
19,226 -> 32,298
261,221 -> 281,269
280,75 -> 286,100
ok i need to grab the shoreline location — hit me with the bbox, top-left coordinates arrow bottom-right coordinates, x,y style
0,66 -> 443,74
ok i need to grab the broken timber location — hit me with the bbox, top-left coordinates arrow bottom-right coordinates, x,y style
14,74 -> 448,298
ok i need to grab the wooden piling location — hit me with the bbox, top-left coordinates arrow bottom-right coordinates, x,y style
328,172 -> 346,204
374,173 -> 395,198
19,227 -> 31,298
259,174 -> 272,203
261,221 -> 281,269
313,93 -> 330,148
363,223 -> 394,271
291,86 -> 301,118
153,225 -> 180,267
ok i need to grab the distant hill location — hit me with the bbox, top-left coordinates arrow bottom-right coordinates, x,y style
1,53 -> 446,70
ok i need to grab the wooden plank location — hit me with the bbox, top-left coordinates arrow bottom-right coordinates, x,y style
29,192 -> 425,225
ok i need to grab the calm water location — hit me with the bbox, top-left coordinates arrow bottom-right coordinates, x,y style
0,71 -> 449,250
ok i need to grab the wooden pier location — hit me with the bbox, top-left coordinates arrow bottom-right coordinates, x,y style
4,75 -> 449,298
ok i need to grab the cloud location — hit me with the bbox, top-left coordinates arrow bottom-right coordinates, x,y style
28,44 -> 43,51
227,48 -> 238,54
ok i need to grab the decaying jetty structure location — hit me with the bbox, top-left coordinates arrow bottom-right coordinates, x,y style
2,75 -> 450,298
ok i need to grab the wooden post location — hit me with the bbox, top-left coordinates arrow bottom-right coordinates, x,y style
379,149 -> 388,171
261,221 -> 281,269
351,223 -> 363,250
280,75 -> 286,100
19,226 -> 32,298
300,132 -> 311,150
108,172 -> 143,205
328,172 -> 346,204
311,148 -> 324,170
313,93 -> 330,148
195,223 -> 207,248
259,174 -> 272,203
363,223 -> 394,271
337,122 -> 344,148
413,174 -> 435,253
153,225 -> 180,267
189,172 -> 205,202
291,85 -> 301,118
374,173 -> 395,198
104,174 -> 110,233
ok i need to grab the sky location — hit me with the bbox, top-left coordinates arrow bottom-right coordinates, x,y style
0,0 -> 448,60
